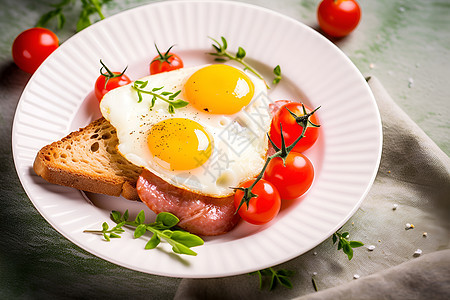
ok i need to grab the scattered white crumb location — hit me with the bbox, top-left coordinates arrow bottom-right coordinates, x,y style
367,245 -> 376,251
408,77 -> 414,88
369,63 -> 375,69
353,274 -> 360,279
405,223 -> 415,229
392,204 -> 398,210
414,249 -> 422,257
399,6 -> 405,12
313,272 -> 318,276
423,232 -> 428,237
313,252 -> 317,256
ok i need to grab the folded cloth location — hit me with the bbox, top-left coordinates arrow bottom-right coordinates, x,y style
174,77 -> 450,299
296,249 -> 450,300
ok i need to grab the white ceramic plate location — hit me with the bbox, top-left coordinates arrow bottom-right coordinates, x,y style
12,0 -> 382,278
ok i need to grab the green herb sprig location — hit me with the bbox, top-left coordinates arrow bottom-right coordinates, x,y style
84,210 -> 204,256
332,229 -> 364,260
208,36 -> 281,88
36,0 -> 112,32
132,81 -> 188,114
251,267 -> 294,290
234,105 -> 320,212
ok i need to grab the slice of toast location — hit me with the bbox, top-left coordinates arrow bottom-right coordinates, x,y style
33,117 -> 143,200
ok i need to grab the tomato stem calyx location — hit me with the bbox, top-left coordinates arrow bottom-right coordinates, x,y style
99,59 -> 128,89
151,43 -> 175,65
234,104 -> 320,213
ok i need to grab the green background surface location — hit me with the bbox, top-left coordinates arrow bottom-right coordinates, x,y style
0,0 -> 449,299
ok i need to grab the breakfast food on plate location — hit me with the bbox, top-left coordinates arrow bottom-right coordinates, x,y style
33,39 -> 320,239
34,62 -> 273,236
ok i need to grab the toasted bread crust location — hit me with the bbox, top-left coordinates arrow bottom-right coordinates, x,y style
33,118 -> 143,200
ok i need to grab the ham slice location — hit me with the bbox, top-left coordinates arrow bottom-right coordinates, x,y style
136,170 -> 240,236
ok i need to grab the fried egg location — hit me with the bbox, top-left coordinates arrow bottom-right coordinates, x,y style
100,64 -> 271,197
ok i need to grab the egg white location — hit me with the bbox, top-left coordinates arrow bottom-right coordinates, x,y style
100,65 -> 271,197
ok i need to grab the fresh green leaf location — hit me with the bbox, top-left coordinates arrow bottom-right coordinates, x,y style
277,276 -> 293,289
134,224 -> 147,238
170,99 -> 189,108
236,47 -> 246,59
109,232 -> 121,239
145,234 -> 160,249
111,211 -> 121,223
102,222 -> 109,231
349,241 -> 364,248
221,36 -> 227,50
273,65 -> 281,76
135,210 -> 146,224
272,65 -> 282,85
156,212 -> 179,227
170,231 -> 204,248
168,104 -> 175,114
169,90 -> 181,100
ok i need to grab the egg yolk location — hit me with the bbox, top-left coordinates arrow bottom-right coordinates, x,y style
147,118 -> 213,170
183,64 -> 255,114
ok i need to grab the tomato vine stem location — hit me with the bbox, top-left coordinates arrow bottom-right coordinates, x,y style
234,104 -> 320,212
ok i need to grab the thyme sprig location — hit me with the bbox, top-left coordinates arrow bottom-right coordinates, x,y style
208,36 -> 281,88
250,267 -> 294,290
84,210 -> 204,256
132,81 -> 188,114
99,59 -> 127,89
36,0 -> 112,32
332,229 -> 364,260
234,104 -> 320,212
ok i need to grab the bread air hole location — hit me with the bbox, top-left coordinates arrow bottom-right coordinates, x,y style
90,142 -> 99,152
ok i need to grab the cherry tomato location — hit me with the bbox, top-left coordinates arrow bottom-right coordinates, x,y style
317,0 -> 361,37
94,61 -> 131,102
264,152 -> 314,200
150,44 -> 183,74
12,27 -> 59,74
270,102 -> 320,153
234,179 -> 281,225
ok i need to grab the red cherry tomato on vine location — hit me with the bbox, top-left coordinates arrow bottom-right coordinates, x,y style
95,60 -> 131,102
317,0 -> 361,38
234,179 -> 281,225
150,44 -> 183,74
270,102 -> 320,153
12,27 -> 59,74
264,152 -> 314,200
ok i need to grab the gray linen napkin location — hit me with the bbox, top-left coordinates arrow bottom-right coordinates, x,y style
173,76 -> 450,299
